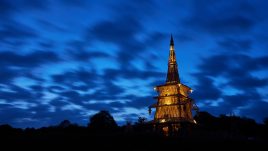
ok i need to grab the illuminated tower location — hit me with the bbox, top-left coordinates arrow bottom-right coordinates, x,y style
149,35 -> 198,135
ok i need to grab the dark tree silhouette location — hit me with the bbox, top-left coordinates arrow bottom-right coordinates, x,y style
264,117 -> 268,126
194,111 -> 217,127
88,110 -> 118,131
0,111 -> 268,150
136,116 -> 147,125
58,120 -> 72,128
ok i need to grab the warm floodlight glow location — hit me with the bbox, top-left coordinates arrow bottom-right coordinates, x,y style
149,35 -> 198,134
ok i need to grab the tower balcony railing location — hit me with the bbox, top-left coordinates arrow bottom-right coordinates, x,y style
149,101 -> 191,109
153,94 -> 189,99
154,117 -> 195,124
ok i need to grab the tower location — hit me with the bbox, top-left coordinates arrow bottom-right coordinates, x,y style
149,35 -> 198,135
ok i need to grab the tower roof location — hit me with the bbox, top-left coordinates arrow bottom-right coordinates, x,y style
166,35 -> 180,83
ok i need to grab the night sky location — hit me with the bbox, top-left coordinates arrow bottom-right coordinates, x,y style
0,0 -> 268,128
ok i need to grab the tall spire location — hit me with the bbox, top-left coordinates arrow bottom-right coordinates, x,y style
166,34 -> 180,83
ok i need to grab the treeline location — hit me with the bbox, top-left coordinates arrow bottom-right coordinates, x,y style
0,111 -> 268,150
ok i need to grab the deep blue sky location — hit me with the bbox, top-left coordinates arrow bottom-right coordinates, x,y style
0,0 -> 268,128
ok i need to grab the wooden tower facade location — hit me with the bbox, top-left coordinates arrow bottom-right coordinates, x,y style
149,35 -> 198,135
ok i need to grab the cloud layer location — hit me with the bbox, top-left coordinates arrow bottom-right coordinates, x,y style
0,0 -> 267,127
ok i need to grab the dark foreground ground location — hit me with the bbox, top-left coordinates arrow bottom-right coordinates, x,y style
1,126 -> 268,150
1,111 -> 268,150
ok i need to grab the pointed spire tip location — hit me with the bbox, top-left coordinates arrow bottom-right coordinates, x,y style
170,34 -> 174,45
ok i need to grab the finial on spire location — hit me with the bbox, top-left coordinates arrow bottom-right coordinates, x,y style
166,34 -> 180,83
170,34 -> 174,46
